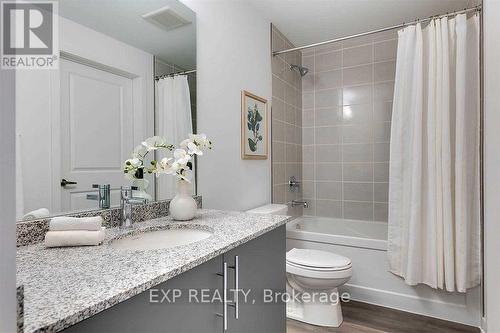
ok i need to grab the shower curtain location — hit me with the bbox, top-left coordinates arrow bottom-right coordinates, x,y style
387,13 -> 480,292
156,75 -> 193,200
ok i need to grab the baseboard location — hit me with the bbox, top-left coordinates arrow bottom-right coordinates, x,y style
341,283 -> 481,327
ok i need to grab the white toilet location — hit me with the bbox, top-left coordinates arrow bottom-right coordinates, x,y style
246,204 -> 352,327
286,248 -> 352,327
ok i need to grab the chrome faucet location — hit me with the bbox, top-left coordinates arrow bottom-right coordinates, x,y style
86,184 -> 111,209
120,186 -> 147,229
290,200 -> 309,208
288,176 -> 300,192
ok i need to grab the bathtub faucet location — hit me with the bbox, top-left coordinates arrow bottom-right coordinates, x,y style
289,200 -> 309,208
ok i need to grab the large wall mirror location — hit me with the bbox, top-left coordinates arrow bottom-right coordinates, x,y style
15,0 -> 196,221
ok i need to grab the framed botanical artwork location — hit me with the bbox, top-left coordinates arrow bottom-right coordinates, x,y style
241,90 -> 268,160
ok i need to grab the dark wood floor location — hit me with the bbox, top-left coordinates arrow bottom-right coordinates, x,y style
287,301 -> 480,333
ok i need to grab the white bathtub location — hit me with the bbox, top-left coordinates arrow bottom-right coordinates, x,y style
286,216 -> 481,327
287,216 -> 387,251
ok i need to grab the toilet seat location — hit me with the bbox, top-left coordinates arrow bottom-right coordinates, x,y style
286,248 -> 352,279
286,261 -> 352,279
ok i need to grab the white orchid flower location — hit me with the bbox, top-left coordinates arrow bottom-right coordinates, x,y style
142,136 -> 167,151
155,157 -> 175,176
173,148 -> 191,166
192,133 -> 212,150
180,138 -> 191,148
187,142 -> 203,156
132,145 -> 147,159
128,158 -> 142,167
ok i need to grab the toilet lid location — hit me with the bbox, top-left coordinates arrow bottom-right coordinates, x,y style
286,248 -> 351,269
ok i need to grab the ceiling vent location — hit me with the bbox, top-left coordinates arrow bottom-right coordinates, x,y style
142,6 -> 191,31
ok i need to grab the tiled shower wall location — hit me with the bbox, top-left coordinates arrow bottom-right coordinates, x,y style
271,25 -> 303,216
301,31 -> 398,221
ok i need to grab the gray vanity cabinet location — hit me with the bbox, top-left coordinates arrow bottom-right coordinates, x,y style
63,255 -> 224,333
63,226 -> 285,333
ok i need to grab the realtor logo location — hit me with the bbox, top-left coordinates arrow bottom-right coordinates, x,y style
1,1 -> 58,69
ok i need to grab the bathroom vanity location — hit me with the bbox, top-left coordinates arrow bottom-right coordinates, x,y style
16,210 -> 289,332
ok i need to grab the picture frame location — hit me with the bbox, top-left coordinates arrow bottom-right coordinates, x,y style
241,90 -> 268,160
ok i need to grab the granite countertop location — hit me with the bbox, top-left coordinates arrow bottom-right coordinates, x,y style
17,209 -> 291,333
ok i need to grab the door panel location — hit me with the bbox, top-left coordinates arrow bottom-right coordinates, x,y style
60,58 -> 134,211
225,226 -> 286,333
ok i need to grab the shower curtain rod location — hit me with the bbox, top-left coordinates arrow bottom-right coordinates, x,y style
155,69 -> 196,80
272,5 -> 481,56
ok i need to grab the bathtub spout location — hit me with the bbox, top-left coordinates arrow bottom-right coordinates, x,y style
289,200 -> 309,208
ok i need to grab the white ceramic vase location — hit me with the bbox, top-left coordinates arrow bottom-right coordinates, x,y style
169,179 -> 197,221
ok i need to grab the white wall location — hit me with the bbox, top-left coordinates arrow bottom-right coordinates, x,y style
182,0 -> 272,211
483,0 -> 500,332
0,66 -> 16,333
16,16 -> 154,217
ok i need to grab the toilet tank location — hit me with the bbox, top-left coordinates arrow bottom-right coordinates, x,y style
246,204 -> 288,215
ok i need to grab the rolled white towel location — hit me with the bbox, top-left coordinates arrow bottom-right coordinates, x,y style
22,208 -> 50,221
49,216 -> 103,231
44,227 -> 106,248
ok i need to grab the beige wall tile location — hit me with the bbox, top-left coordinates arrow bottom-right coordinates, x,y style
285,103 -> 296,125
315,163 -> 342,181
316,200 -> 342,218
272,97 -> 285,121
343,44 -> 373,66
374,101 -> 392,121
272,75 -> 285,100
315,126 -> 342,144
374,142 -> 390,162
374,202 -> 389,222
303,92 -> 314,109
302,109 -> 315,127
374,39 -> 398,61
303,146 -> 314,163
315,88 -> 342,108
317,182 -> 342,200
374,182 -> 389,202
343,64 -> 373,86
374,162 -> 389,182
342,124 -> 373,144
315,51 -> 342,72
302,127 -> 314,145
273,163 -> 286,185
374,82 -> 394,101
285,143 -> 298,162
273,184 -> 285,204
343,163 -> 373,182
342,143 -> 373,162
315,69 -> 342,90
302,181 -> 315,199
343,182 -> 373,201
316,145 -> 342,162
374,60 -> 396,82
272,119 -> 285,142
374,122 -> 391,143
343,84 -> 373,105
302,162 -> 314,180
342,104 -> 372,123
343,201 -> 374,220
272,141 -> 285,163
316,107 -> 342,126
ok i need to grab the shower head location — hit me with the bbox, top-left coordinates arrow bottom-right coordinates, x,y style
290,64 -> 309,77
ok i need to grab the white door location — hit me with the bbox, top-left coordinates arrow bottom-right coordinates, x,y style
59,58 -> 134,211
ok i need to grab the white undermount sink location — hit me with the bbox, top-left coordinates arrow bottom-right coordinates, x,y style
109,226 -> 213,251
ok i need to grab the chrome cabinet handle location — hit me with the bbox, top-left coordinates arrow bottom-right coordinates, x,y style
228,256 -> 239,319
60,178 -> 77,187
217,262 -> 228,331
